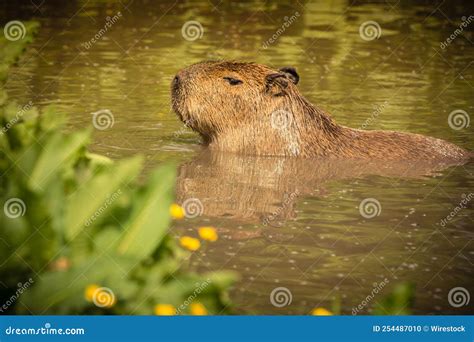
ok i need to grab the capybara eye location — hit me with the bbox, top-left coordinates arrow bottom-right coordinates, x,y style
223,77 -> 243,85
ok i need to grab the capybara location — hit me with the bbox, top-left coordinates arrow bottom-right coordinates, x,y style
171,61 -> 470,161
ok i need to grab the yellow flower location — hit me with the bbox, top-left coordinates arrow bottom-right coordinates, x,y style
190,302 -> 208,315
170,204 -> 185,219
198,226 -> 218,242
154,304 -> 176,315
311,307 -> 333,316
84,284 -> 100,302
179,236 -> 201,251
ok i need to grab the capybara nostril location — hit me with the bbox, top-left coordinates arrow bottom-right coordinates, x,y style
171,75 -> 182,98
172,75 -> 180,87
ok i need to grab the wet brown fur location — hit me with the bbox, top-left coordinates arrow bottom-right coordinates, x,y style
171,61 -> 470,162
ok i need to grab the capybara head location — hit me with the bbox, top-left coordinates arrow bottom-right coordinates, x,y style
171,61 -> 300,140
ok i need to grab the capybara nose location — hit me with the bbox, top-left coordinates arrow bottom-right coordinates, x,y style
171,75 -> 181,94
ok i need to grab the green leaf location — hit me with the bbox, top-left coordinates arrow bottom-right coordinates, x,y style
205,271 -> 239,288
117,164 -> 175,259
64,155 -> 143,241
28,129 -> 91,192
85,152 -> 113,166
39,105 -> 66,131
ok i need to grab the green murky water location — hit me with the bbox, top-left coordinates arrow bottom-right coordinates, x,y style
3,0 -> 473,314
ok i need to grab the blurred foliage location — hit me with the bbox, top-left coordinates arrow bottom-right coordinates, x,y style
0,21 -> 235,315
373,282 -> 415,315
0,21 -> 39,84
324,282 -> 414,315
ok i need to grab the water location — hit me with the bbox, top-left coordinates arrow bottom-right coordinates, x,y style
3,0 -> 473,314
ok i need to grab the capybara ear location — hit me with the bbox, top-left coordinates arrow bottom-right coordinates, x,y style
279,67 -> 299,84
265,73 -> 289,96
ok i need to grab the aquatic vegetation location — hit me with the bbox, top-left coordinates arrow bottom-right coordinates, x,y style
0,22 -> 235,315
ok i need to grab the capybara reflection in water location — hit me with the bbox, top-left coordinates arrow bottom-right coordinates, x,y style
171,61 -> 470,162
